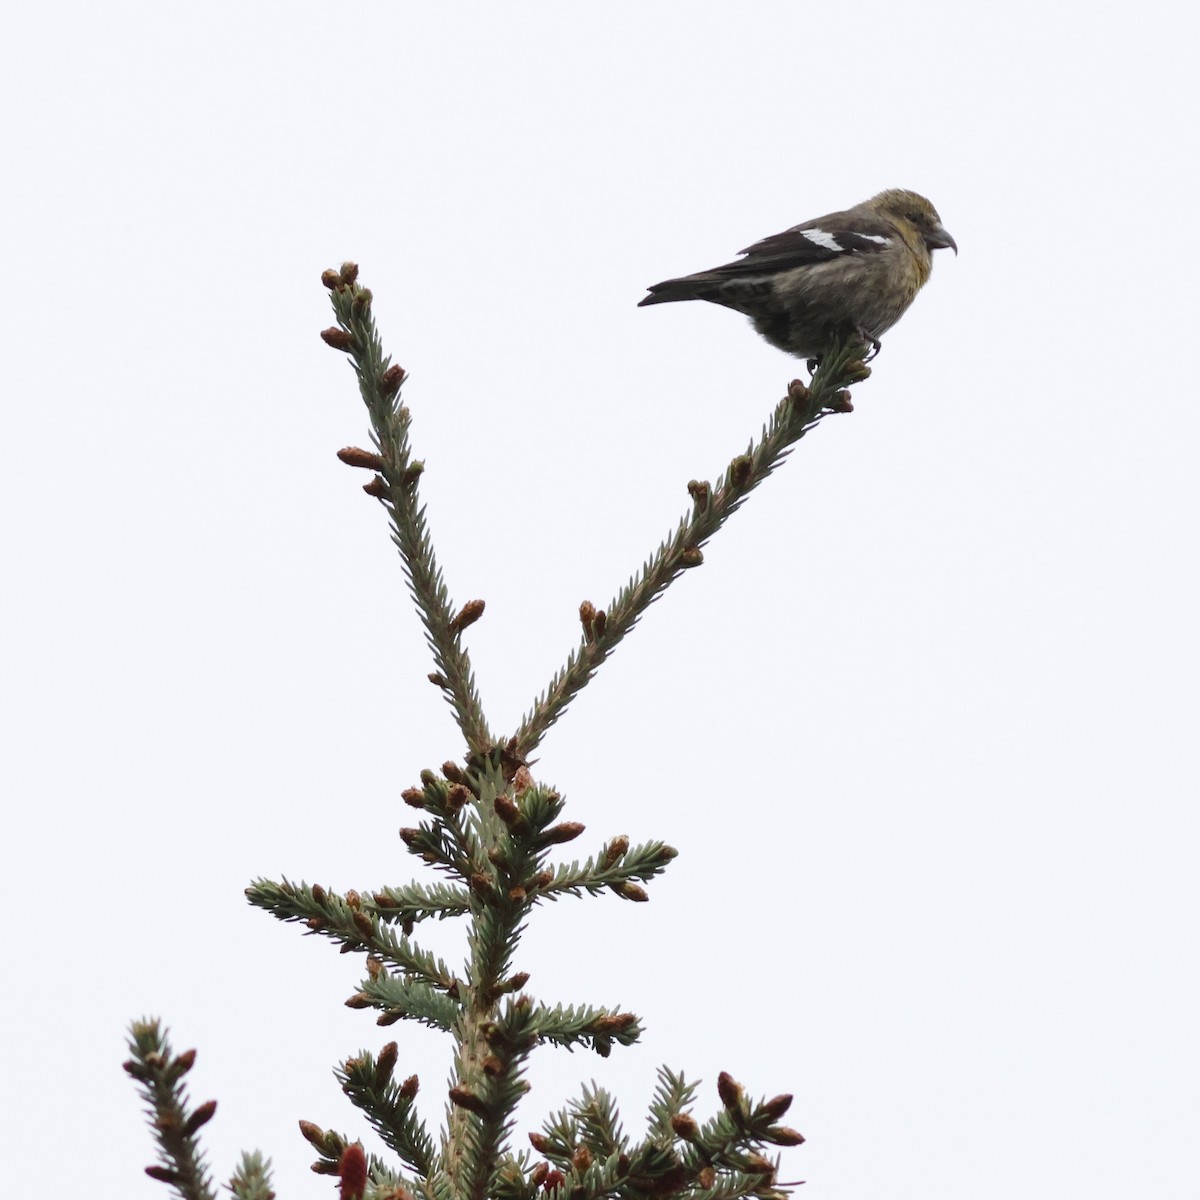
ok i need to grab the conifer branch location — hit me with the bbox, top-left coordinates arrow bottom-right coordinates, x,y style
227,1151 -> 275,1200
123,1020 -> 220,1200
512,341 -> 868,758
245,878 -> 461,991
324,268 -> 493,755
338,1049 -> 437,1177
371,880 -> 473,926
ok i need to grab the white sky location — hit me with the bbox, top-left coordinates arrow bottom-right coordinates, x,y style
4,4 -> 1198,1198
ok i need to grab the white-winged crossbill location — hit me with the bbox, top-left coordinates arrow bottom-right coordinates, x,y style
638,189 -> 956,361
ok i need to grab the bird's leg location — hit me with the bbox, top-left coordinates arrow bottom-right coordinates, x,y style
855,327 -> 882,361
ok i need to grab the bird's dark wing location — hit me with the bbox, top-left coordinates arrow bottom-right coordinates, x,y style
731,210 -> 898,275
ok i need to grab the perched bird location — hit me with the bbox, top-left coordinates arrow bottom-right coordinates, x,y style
638,189 -> 956,361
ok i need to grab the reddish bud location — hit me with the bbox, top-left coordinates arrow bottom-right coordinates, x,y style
174,1049 -> 197,1074
670,1113 -> 697,1139
531,1163 -> 550,1187
363,475 -> 388,498
601,836 -> 629,868
311,884 -> 327,905
447,783 -> 471,812
339,1142 -> 368,1200
298,1119 -> 326,1149
770,1126 -> 806,1146
183,1098 -> 217,1135
717,1071 -> 742,1110
337,446 -> 386,471
401,787 -> 425,808
448,1085 -> 489,1115
540,821 -> 585,846
729,455 -> 752,488
375,1041 -> 398,1087
352,911 -> 374,939
528,1132 -> 551,1153
449,599 -> 485,633
442,760 -> 464,783
572,1147 -> 592,1171
145,1166 -> 179,1183
380,363 -> 407,398
320,327 -> 355,351
544,1170 -> 566,1192
399,1074 -> 419,1100
593,610 -> 607,637
760,1093 -> 793,1120
493,794 -> 521,826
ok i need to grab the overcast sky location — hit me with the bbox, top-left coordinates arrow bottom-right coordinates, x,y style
4,4 -> 1198,1199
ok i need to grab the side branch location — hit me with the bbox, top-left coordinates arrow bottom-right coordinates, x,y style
513,342 -> 868,757
323,265 -> 493,754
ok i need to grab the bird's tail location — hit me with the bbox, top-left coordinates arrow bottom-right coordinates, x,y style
637,272 -> 727,307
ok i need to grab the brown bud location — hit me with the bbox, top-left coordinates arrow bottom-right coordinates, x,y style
482,1054 -> 503,1076
828,390 -> 853,413
442,760 -> 464,783
312,884 -> 327,905
698,1167 -> 716,1189
320,327 -> 355,351
377,1010 -> 402,1026
183,1099 -> 217,1135
745,1153 -> 775,1178
594,1012 -> 637,1033
601,836 -> 629,868
337,446 -> 386,471
508,886 -> 527,904
729,454 -> 752,488
670,1113 -> 697,1140
401,787 -> 425,808
312,1161 -> 339,1175
593,609 -> 607,637
447,783 -> 471,812
145,1166 -> 180,1184
305,916 -> 326,930
339,262 -> 359,285
449,599 -> 485,633
428,672 -> 447,687
528,1132 -> 552,1154
339,1142 -> 368,1200
717,1071 -> 742,1110
448,1085 -> 490,1115
507,971 -> 531,991
613,881 -> 648,902
760,1093 -> 793,1120
345,992 -> 372,1009
345,890 -> 361,909
544,1170 -> 566,1191
174,1048 -> 197,1074
770,1126 -> 806,1146
321,269 -> 343,290
350,288 -> 372,316
352,911 -> 374,939
513,765 -> 533,793
398,828 -> 419,846
680,547 -> 704,568
687,479 -> 712,508
469,873 -> 493,900
531,1163 -> 550,1187
363,475 -> 388,498
842,359 -> 872,384
494,794 -> 521,825
787,379 -> 811,405
298,1119 -> 327,1149
579,600 -> 596,636
400,463 -> 425,487
399,1074 -> 419,1100
532,870 -> 553,888
380,363 -> 407,398
539,821 -> 585,846
365,955 -> 384,979
446,981 -> 460,1000
375,1041 -> 398,1087
572,1146 -> 592,1172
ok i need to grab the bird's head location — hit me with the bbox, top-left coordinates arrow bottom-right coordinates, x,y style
873,189 -> 957,255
